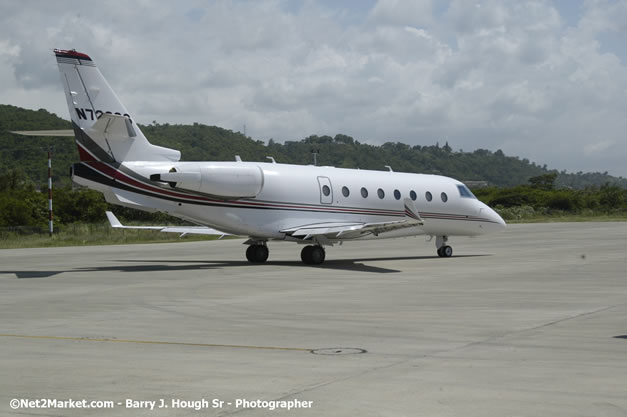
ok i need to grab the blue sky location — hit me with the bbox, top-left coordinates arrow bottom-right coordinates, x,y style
1,0 -> 627,176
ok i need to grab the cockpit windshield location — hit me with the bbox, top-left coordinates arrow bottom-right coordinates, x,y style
457,184 -> 476,199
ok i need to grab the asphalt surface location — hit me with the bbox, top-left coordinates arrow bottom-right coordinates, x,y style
1,222 -> 626,416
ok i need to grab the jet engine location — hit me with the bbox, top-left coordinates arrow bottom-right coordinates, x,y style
150,164 -> 264,198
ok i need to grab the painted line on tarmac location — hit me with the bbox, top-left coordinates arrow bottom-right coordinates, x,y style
0,333 -> 311,352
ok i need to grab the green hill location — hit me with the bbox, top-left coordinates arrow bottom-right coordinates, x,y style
1,104 -> 626,189
0,105 -> 75,188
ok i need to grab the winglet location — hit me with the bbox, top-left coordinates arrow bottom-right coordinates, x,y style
106,211 -> 123,228
403,198 -> 424,224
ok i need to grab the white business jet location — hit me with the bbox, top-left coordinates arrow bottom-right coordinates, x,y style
50,49 -> 505,265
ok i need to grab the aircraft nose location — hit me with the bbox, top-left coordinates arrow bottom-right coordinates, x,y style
486,205 -> 506,230
478,203 -> 506,232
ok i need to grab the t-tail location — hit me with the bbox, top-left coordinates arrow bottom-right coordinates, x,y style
54,49 -> 180,163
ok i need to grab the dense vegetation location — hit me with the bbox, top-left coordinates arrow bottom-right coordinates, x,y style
2,104 -> 627,189
1,104 -> 626,232
473,173 -> 627,220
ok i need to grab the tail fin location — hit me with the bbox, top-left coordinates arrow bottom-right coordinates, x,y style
54,49 -> 180,163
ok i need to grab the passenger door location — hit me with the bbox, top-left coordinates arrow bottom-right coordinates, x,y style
317,176 -> 333,205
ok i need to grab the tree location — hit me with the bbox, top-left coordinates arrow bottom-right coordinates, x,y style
528,173 -> 558,190
334,134 -> 354,144
599,183 -> 624,209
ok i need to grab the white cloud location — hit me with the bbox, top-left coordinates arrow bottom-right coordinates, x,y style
1,0 -> 627,176
368,0 -> 435,27
584,139 -> 615,155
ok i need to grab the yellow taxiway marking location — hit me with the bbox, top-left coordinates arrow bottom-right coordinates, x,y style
0,334 -> 311,352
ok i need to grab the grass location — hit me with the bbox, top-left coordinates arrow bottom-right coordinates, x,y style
505,214 -> 627,223
494,205 -> 627,223
0,223 -> 231,249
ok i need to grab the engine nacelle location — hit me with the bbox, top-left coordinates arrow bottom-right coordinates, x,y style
151,164 -> 264,198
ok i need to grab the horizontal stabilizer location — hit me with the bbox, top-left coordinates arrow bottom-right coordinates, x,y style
11,130 -> 75,137
89,113 -> 136,139
106,211 -> 231,238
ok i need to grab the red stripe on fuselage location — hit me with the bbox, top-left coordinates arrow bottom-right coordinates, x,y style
86,161 -> 406,216
84,162 -> 500,223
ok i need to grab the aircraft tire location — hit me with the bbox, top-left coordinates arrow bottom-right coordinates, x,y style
310,246 -> 325,265
246,245 -> 255,262
440,245 -> 453,257
246,245 -> 268,263
301,245 -> 314,264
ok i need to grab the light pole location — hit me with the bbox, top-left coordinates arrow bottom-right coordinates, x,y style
47,146 -> 53,237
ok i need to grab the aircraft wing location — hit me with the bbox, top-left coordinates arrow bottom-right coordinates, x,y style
281,198 -> 424,240
106,211 -> 230,238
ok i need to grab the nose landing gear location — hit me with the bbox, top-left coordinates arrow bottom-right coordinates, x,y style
435,235 -> 453,258
437,245 -> 453,257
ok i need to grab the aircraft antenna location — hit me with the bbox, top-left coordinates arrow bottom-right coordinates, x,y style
311,148 -> 319,166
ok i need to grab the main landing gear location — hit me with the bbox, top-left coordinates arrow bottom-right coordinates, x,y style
244,242 -> 327,265
300,245 -> 326,265
436,235 -> 453,258
245,243 -> 269,263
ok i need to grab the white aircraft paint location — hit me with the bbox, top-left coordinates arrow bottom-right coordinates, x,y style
54,49 -> 505,265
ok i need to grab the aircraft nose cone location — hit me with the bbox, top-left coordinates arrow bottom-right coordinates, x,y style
487,205 -> 506,229
478,203 -> 506,232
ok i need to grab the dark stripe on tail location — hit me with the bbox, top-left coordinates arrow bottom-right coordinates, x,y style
72,121 -> 115,163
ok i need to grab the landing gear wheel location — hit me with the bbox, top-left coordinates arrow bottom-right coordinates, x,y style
301,245 -> 326,265
301,245 -> 313,264
310,245 -> 325,265
437,245 -> 453,258
246,245 -> 269,263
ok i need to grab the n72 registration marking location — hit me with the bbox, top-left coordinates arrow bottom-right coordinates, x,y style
75,108 -> 132,124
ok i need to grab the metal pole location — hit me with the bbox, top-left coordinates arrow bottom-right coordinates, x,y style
48,147 -> 53,237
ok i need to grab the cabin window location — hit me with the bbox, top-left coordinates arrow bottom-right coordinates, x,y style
322,185 -> 331,196
342,186 -> 350,197
394,189 -> 401,200
410,190 -> 417,201
377,188 -> 385,199
457,184 -> 476,199
425,191 -> 432,202
441,192 -> 448,202
361,187 -> 368,198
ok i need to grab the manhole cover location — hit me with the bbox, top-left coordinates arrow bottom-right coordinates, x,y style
311,348 -> 367,355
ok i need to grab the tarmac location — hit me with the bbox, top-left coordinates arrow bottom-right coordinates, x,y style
1,222 -> 626,417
